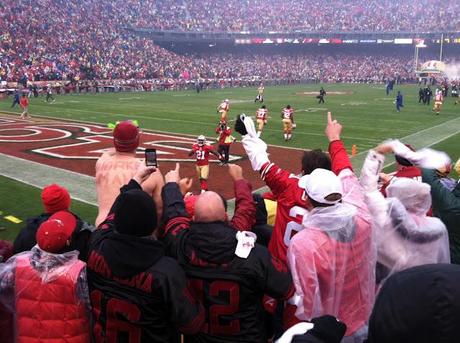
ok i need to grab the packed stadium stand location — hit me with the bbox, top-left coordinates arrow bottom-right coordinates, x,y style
1,0 -> 459,84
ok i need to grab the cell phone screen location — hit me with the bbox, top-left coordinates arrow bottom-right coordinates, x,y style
145,148 -> 158,167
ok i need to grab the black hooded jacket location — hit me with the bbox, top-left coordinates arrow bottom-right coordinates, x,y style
86,180 -> 204,343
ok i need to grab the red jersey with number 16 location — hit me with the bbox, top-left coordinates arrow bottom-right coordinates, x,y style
192,143 -> 213,166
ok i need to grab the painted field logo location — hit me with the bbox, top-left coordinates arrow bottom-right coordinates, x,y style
0,117 -> 241,163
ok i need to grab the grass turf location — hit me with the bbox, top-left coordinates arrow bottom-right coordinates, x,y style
1,83 -> 459,241
2,83 -> 459,154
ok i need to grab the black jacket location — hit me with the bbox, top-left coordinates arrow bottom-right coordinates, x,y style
87,180 -> 204,343
160,182 -> 294,343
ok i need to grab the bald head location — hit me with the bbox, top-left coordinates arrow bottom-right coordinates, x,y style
194,191 -> 226,222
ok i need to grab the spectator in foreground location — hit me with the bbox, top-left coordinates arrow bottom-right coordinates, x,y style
237,114 -> 332,265
423,165 -> 460,264
160,163 -> 294,342
379,144 -> 421,196
13,183 -> 94,260
0,211 -> 91,342
360,143 -> 450,284
286,112 -> 375,342
379,141 -> 460,264
366,264 -> 460,343
180,165 -> 257,232
95,120 -> 164,226
87,165 -> 204,342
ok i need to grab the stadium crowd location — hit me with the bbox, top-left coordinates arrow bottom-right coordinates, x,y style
168,0 -> 460,32
60,0 -> 460,33
1,0 -> 458,86
1,115 -> 460,342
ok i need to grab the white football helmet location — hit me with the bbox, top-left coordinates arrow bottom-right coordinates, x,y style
224,99 -> 229,102
197,135 -> 206,146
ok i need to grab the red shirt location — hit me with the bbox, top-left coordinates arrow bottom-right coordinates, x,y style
192,143 -> 213,166
261,162 -> 309,264
19,97 -> 29,108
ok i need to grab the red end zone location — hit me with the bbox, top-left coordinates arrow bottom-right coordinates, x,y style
0,114 -> 305,199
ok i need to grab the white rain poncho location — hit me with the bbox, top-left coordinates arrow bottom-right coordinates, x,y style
0,246 -> 91,342
288,168 -> 376,338
360,149 -> 450,284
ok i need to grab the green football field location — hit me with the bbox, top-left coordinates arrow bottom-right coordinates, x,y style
1,83 -> 459,241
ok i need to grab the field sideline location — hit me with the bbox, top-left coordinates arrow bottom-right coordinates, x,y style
1,83 -> 459,240
2,84 -> 459,152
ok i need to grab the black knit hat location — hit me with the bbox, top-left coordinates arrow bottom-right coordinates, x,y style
114,189 -> 157,237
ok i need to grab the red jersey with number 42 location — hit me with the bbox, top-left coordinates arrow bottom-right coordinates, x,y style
260,162 -> 309,264
192,143 -> 213,166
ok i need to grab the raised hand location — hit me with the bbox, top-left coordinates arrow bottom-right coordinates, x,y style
325,111 -> 342,142
165,163 -> 181,184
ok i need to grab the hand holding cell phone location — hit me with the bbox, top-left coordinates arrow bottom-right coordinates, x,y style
145,148 -> 158,167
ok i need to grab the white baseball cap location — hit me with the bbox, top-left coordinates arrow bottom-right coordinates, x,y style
298,168 -> 343,205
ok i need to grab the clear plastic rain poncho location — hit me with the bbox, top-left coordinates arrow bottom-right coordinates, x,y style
288,168 -> 376,338
360,150 -> 450,284
0,246 -> 91,342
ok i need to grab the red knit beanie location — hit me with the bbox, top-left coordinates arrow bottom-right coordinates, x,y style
113,120 -> 140,152
41,184 -> 71,213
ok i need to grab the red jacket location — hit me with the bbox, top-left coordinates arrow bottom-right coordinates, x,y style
216,125 -> 233,146
13,252 -> 90,342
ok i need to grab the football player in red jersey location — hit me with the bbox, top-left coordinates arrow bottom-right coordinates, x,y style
189,135 -> 221,193
255,105 -> 268,137
433,88 -> 444,115
281,105 -> 295,141
217,99 -> 230,122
